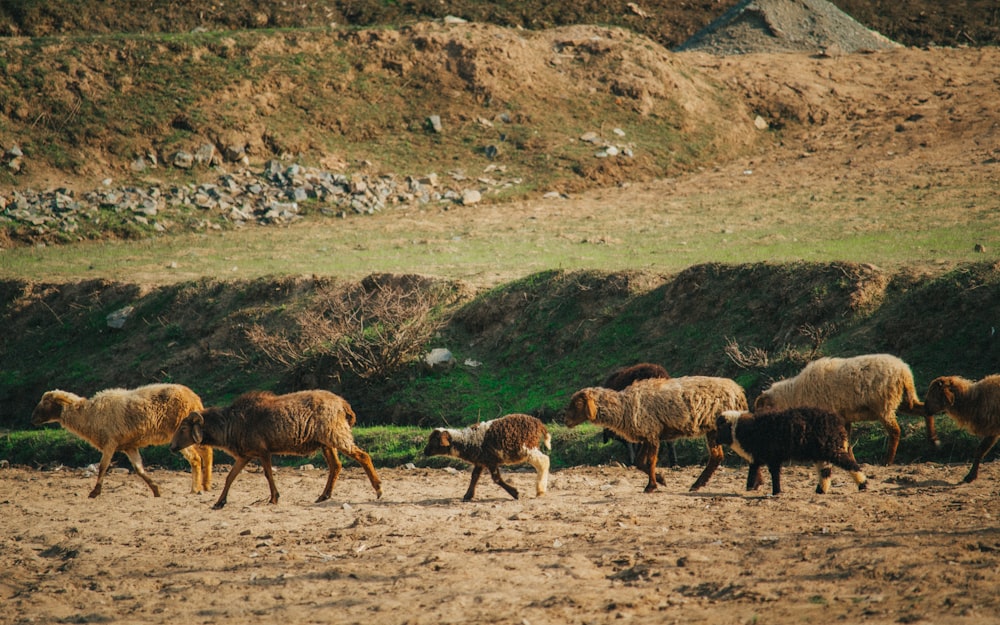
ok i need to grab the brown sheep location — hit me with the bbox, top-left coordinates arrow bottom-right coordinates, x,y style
599,363 -> 678,469
170,389 -> 382,509
424,413 -> 551,501
564,376 -> 748,493
31,384 -> 213,498
716,408 -> 868,496
924,375 -> 1000,483
755,354 -> 934,464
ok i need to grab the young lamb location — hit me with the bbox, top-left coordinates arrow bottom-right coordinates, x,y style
599,363 -> 679,468
31,384 -> 213,498
754,353 -> 934,465
564,376 -> 748,493
715,408 -> 869,496
423,413 -> 551,501
923,375 -> 1000,483
170,389 -> 382,509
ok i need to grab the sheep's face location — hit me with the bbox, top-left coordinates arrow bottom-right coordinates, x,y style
753,391 -> 777,412
423,429 -> 455,458
714,412 -> 742,446
564,390 -> 597,427
30,391 -> 70,426
170,412 -> 204,452
924,377 -> 956,415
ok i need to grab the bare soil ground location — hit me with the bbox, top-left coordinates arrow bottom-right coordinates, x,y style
3,462 -> 998,625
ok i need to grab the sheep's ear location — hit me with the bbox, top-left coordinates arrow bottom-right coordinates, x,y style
584,391 -> 598,422
941,380 -> 956,406
438,431 -> 451,447
190,412 -> 205,444
49,391 -> 75,407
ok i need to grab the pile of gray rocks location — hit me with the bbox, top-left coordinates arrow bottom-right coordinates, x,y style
0,159 -> 522,241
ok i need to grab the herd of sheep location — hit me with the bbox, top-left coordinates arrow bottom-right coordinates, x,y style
28,353 -> 1000,505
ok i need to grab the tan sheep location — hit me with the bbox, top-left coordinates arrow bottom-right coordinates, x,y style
564,376 -> 748,493
754,354 -> 934,464
170,389 -> 382,509
924,375 -> 1000,483
31,384 -> 214,498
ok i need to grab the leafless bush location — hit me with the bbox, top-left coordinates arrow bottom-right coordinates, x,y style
242,280 -> 446,382
724,337 -> 770,369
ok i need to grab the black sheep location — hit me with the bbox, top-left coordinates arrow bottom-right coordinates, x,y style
715,407 -> 868,495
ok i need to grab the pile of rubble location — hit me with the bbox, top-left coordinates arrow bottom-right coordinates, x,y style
0,159 -> 523,241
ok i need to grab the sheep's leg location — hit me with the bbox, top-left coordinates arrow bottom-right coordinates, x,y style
122,448 -> 161,497
463,465 -> 484,501
963,434 -> 1000,483
341,445 -> 383,499
179,445 -> 203,494
746,462 -> 763,491
88,448 -> 117,498
626,441 -> 637,466
199,445 -> 214,491
690,434 -> 724,492
525,448 -> 550,497
815,462 -> 832,494
488,466 -> 519,500
925,414 -> 941,450
640,440 -> 661,493
317,446 -> 342,503
259,456 -> 280,505
634,442 -> 667,485
665,441 -> 679,468
882,418 -> 901,465
213,456 -> 250,509
768,462 -> 783,495
830,452 -> 868,491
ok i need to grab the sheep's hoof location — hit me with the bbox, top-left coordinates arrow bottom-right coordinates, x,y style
857,482 -> 868,491
644,484 -> 658,494
315,494 -> 331,503
375,487 -> 383,500
212,501 -> 227,510
151,486 -> 161,497
962,474 -> 978,484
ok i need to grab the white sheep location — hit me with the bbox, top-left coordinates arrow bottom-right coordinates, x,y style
31,384 -> 213,498
923,375 -> 1000,483
424,413 -> 551,501
754,353 -> 934,464
170,389 -> 382,509
564,376 -> 748,493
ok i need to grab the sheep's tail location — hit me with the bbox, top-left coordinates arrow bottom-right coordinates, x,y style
344,404 -> 358,427
898,376 -> 925,416
542,431 -> 552,451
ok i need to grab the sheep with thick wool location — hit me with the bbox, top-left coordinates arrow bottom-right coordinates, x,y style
754,354 -> 934,464
170,389 -> 382,509
31,384 -> 213,498
599,363 -> 678,468
564,376 -> 747,493
424,413 -> 551,501
715,408 -> 868,496
924,375 -> 1000,483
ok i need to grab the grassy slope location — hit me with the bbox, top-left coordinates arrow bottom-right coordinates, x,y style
4,261 -> 1000,469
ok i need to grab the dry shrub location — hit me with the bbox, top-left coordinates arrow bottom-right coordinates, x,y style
243,275 -> 453,384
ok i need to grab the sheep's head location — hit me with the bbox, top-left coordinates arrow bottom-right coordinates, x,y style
753,390 -> 777,412
30,390 -> 77,426
924,377 -> 959,415
170,411 -> 205,452
563,389 -> 598,427
423,429 -> 455,458
714,410 -> 745,446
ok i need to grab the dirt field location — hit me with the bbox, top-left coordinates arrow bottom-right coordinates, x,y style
3,460 -> 998,625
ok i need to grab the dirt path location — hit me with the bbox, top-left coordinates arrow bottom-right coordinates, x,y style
3,462 -> 997,624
